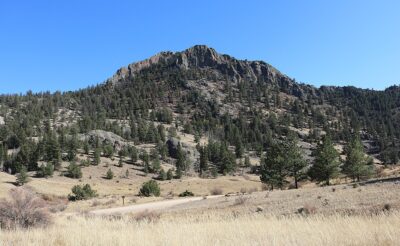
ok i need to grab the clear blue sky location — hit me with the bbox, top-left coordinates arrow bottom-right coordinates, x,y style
0,0 -> 399,94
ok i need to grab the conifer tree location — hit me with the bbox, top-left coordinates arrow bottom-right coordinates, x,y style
260,142 -> 287,190
16,166 -> 30,185
342,134 -> 374,181
308,135 -> 340,185
285,134 -> 307,189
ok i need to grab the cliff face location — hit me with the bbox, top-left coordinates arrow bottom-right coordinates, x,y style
107,45 -> 315,98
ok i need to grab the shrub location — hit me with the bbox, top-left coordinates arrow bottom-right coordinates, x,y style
298,204 -> 317,215
166,169 -> 173,180
234,196 -> 248,205
179,190 -> 194,197
133,210 -> 161,223
66,162 -> 82,179
68,184 -> 97,201
103,144 -> 114,158
158,169 -> 167,181
16,166 -> 30,185
118,158 -> 124,167
139,180 -> 160,197
210,187 -> 223,195
37,163 -> 54,178
106,168 -> 114,179
0,187 -> 51,229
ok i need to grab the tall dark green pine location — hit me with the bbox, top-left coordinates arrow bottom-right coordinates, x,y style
308,135 -> 340,185
260,142 -> 287,190
176,143 -> 186,175
199,146 -> 208,175
342,134 -> 374,181
285,134 -> 307,189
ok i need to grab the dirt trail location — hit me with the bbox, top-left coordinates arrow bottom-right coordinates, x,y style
90,195 -> 223,215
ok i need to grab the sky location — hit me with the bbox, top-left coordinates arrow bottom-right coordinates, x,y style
0,0 -> 399,94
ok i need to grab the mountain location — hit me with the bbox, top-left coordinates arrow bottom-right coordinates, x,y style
0,45 -> 400,175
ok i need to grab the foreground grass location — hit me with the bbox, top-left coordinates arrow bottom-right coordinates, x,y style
1,211 -> 399,246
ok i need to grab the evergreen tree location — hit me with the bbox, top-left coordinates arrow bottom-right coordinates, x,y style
37,163 -> 54,178
342,134 -> 374,181
308,135 -> 340,185
260,142 -> 287,190
67,162 -> 82,179
166,169 -> 173,180
106,168 -> 114,179
118,156 -> 124,167
16,166 -> 29,185
176,143 -> 187,175
129,146 -> 138,163
285,134 -> 307,189
152,158 -> 161,173
93,148 -> 101,165
199,146 -> 208,175
244,155 -> 251,167
235,141 -> 244,158
103,144 -> 114,158
83,141 -> 90,155
158,169 -> 167,180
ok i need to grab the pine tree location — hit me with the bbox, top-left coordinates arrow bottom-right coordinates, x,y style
308,135 -> 340,185
199,145 -> 208,175
152,158 -> 161,173
285,134 -> 307,189
118,156 -> 124,167
235,141 -> 244,158
130,146 -> 138,163
166,169 -> 174,180
342,134 -> 374,181
67,162 -> 82,179
244,156 -> 251,167
158,169 -> 167,180
16,166 -> 30,185
93,148 -> 101,166
106,168 -> 114,179
176,143 -> 186,175
260,142 -> 287,190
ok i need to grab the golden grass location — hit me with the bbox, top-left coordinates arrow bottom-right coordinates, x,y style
1,211 -> 399,246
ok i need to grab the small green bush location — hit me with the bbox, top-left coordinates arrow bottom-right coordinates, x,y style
68,184 -> 97,201
66,162 -> 82,179
179,190 -> 194,197
158,169 -> 167,181
166,169 -> 173,180
16,166 -> 30,186
106,168 -> 114,179
139,180 -> 160,197
37,163 -> 54,178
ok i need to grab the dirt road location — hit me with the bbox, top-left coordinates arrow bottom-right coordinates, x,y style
90,195 -> 223,215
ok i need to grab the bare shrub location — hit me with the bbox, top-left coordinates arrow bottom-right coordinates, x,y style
298,204 -> 317,215
383,204 -> 391,211
41,194 -> 68,213
104,198 -> 117,206
91,199 -> 102,207
210,187 -> 223,195
234,196 -> 248,205
0,187 -> 51,229
248,187 -> 258,194
261,183 -> 269,191
133,210 -> 161,223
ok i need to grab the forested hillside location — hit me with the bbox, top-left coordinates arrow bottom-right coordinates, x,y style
0,45 -> 399,186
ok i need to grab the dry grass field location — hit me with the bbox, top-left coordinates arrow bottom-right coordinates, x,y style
1,180 -> 400,245
1,210 -> 399,245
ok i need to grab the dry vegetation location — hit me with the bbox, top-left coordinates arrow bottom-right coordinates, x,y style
0,211 -> 399,246
0,181 -> 399,245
